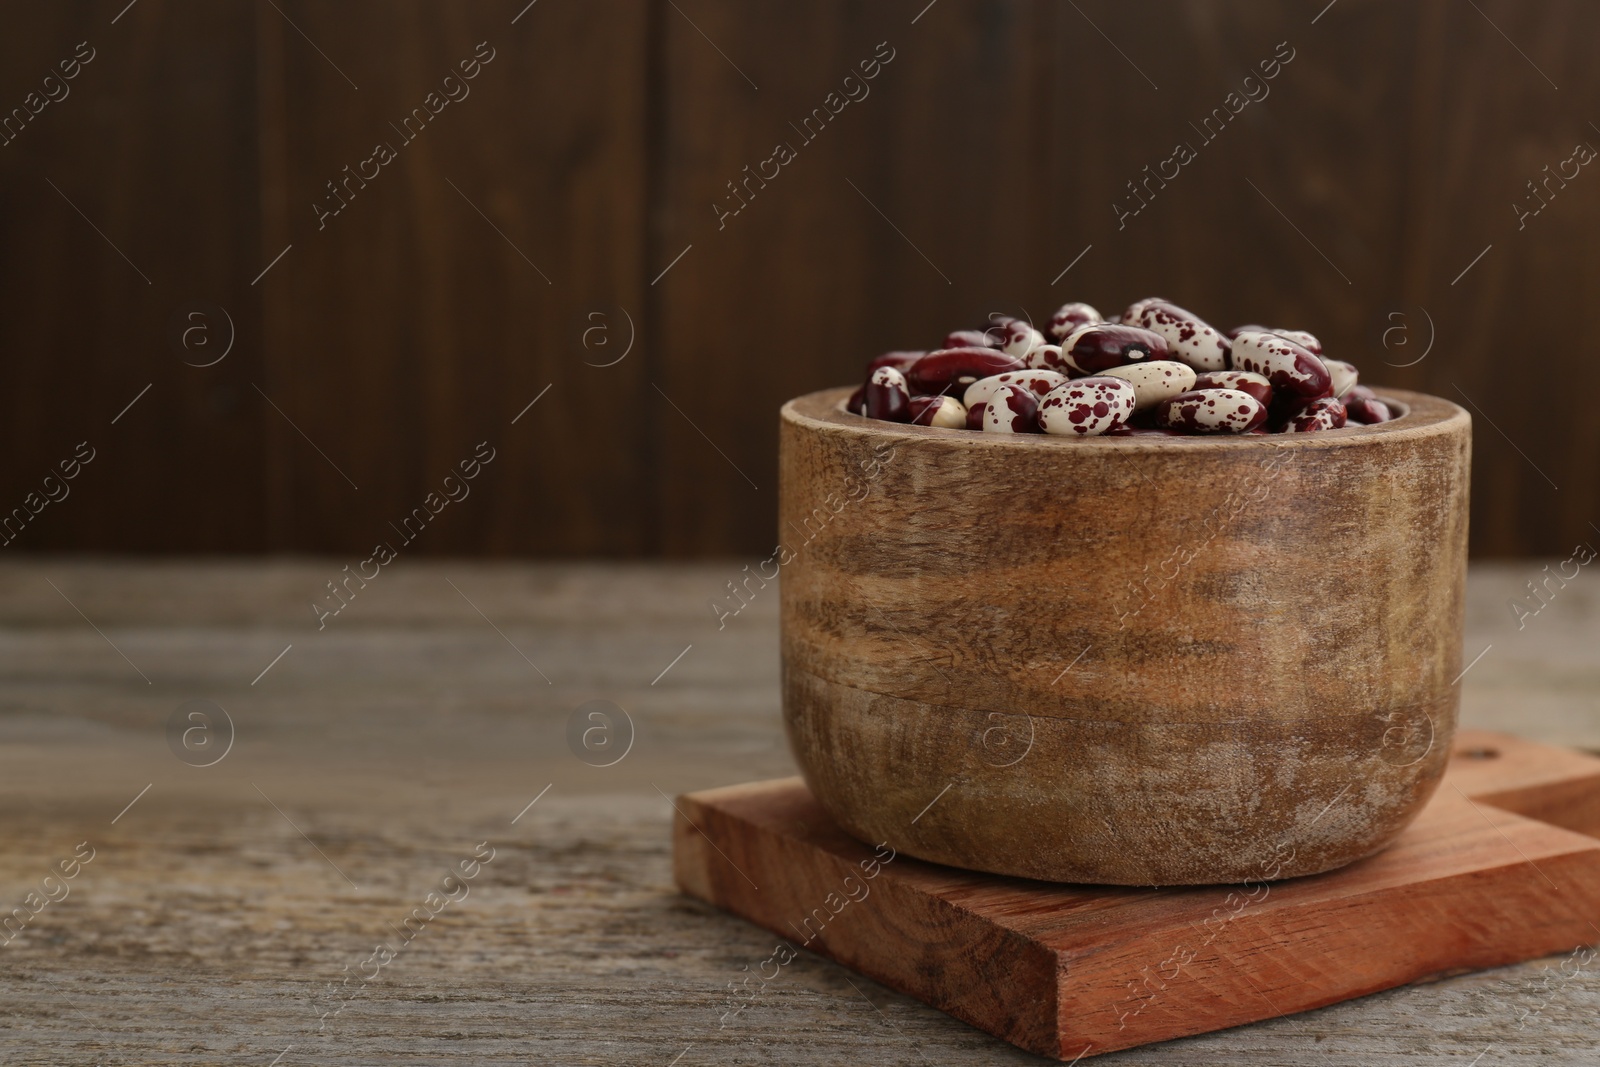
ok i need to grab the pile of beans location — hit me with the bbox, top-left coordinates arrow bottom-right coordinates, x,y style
846,298 -> 1395,437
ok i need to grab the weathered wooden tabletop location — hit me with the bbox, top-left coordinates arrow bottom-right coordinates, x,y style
0,558 -> 1594,1065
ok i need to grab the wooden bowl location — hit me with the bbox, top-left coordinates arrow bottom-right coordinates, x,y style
779,387 -> 1471,885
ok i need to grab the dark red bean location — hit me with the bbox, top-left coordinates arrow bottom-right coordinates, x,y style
867,350 -> 926,376
906,347 -> 1026,394
943,329 -> 998,350
1344,383 -> 1376,402
966,401 -> 987,430
866,366 -> 912,422
1345,396 -> 1392,424
1060,324 -> 1171,374
846,384 -> 866,415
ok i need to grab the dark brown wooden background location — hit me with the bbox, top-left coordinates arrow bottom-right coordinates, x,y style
0,0 -> 1593,558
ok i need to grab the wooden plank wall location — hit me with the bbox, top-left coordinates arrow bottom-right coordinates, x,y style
0,0 -> 1593,558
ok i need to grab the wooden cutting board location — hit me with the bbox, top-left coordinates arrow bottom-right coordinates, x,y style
672,731 -> 1600,1060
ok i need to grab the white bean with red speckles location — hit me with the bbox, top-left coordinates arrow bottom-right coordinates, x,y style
1157,389 -> 1268,434
1324,358 -> 1358,398
1048,302 -> 1102,340
983,383 -> 1041,434
963,370 -> 1069,409
1023,344 -> 1069,372
1193,370 -> 1273,406
1095,360 -> 1197,412
1131,301 -> 1230,371
1038,376 -> 1137,436
1229,331 -> 1332,398
1119,296 -> 1166,324
1274,329 -> 1321,355
991,318 -> 1046,357
1286,395 -> 1346,432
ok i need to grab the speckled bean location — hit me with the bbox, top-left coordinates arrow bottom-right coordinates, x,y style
1048,302 -> 1102,340
1228,324 -> 1323,355
1229,331 -> 1332,398
990,317 -> 1047,357
1119,296 -> 1167,324
908,394 -> 968,428
1156,388 -> 1268,434
1095,360 -> 1197,411
982,383 -> 1041,434
1059,323 -> 1171,374
906,347 -> 1026,394
1130,301 -> 1230,371
1192,370 -> 1273,406
866,366 -> 912,422
1023,344 -> 1069,372
963,370 -> 1069,409
1285,396 -> 1346,432
1038,376 -> 1137,436
1324,358 -> 1358,398
1345,396 -> 1392,424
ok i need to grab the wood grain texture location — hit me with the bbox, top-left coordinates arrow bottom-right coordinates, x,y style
258,0 -> 652,555
779,386 -> 1471,883
0,0 -> 1597,557
675,731 -> 1600,1060
0,559 -> 1597,1065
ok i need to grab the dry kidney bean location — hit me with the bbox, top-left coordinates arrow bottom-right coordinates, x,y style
983,383 -> 1041,434
1119,296 -> 1166,324
868,350 -> 925,374
1060,323 -> 1171,374
1130,301 -> 1230,371
1157,389 -> 1269,433
866,366 -> 912,422
1038,376 -> 1137,436
1286,395 -> 1346,432
1274,329 -> 1321,354
1345,396 -> 1392,424
909,395 -> 968,428
1048,302 -> 1102,340
848,299 -> 1398,438
1324,358 -> 1358,398
990,316 -> 1047,357
1193,370 -> 1273,406
907,347 -> 1025,394
963,370 -> 1069,409
1227,325 -> 1322,355
1096,360 -> 1197,411
944,328 -> 997,350
1229,331 -> 1332,398
1023,344 -> 1070,372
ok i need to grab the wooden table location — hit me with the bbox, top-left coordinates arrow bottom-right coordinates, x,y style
1,559 -> 1595,1065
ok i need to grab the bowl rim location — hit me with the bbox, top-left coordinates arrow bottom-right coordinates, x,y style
783,386 -> 1468,452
